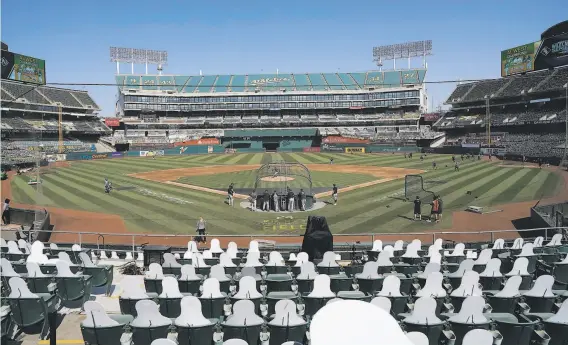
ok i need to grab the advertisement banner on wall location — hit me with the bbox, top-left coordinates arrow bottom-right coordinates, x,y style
174,138 -> 220,147
91,154 -> 109,160
104,118 -> 121,127
323,136 -> 370,144
321,144 -> 345,152
303,147 -> 321,152
140,150 -> 165,157
111,152 -> 123,158
208,146 -> 213,153
345,147 -> 366,153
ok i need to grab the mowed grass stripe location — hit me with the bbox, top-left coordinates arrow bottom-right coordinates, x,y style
490,168 -> 542,205
234,154 -> 255,165
55,168 -> 251,234
533,170 -> 561,200
10,176 -> 40,205
43,170 -> 168,232
69,165 -> 264,232
336,164 -> 503,233
330,163 -> 497,229
40,174 -> 109,212
509,169 -> 552,202
379,167 -> 519,232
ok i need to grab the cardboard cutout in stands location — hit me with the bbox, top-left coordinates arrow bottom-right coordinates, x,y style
463,329 -> 493,345
179,265 -> 200,281
370,297 -> 392,312
371,240 -> 383,251
506,257 -> 529,276
219,253 -> 237,267
300,216 -> 333,262
175,296 -> 212,327
404,296 -> 443,325
1,258 -> 20,277
416,272 -> 446,297
494,276 -> 522,298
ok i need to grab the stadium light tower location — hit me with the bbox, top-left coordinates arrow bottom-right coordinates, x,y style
373,40 -> 432,70
109,47 -> 168,75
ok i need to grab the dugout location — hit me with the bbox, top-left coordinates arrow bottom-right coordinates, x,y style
223,128 -> 318,152
252,161 -> 315,211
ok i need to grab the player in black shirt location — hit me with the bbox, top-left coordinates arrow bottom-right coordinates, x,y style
227,184 -> 234,206
332,184 -> 338,205
263,190 -> 270,211
414,196 -> 421,220
299,189 -> 306,211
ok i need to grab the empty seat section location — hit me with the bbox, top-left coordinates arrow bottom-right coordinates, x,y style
40,88 -> 83,107
349,73 -> 366,88
196,75 -> 216,93
293,74 -> 311,91
308,73 -> 328,91
72,92 -> 99,108
338,73 -> 360,90
230,75 -> 246,92
323,73 -> 344,90
384,71 -> 403,88
213,75 -> 231,92
174,76 -> 191,92
141,76 -> 158,91
183,76 -> 201,93
157,76 -> 175,91
3,82 -> 50,104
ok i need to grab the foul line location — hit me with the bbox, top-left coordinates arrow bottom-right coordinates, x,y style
165,181 -> 250,199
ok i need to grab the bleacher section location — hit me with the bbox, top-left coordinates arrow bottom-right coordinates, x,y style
116,69 -> 427,93
446,67 -> 568,105
2,80 -> 100,109
2,233 -> 568,345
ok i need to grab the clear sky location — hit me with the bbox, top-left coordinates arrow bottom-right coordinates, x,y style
2,0 -> 566,116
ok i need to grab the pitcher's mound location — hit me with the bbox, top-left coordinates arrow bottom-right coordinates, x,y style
261,176 -> 295,182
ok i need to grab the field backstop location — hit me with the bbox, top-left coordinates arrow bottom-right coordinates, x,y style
253,161 -> 315,210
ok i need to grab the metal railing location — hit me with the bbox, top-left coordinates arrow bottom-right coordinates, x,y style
2,226 -> 566,256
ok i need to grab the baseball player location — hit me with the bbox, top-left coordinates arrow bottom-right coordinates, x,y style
413,196 -> 421,221
332,184 -> 338,205
454,161 -> 460,171
299,189 -> 306,211
287,188 -> 295,211
272,190 -> 279,212
250,190 -> 257,211
263,190 -> 270,211
227,184 -> 234,206
104,178 -> 111,194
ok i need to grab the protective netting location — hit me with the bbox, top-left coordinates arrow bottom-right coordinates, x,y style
404,174 -> 435,203
254,161 -> 313,195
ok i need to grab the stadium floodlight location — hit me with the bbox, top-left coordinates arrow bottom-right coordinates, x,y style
373,40 -> 432,70
110,47 -> 168,75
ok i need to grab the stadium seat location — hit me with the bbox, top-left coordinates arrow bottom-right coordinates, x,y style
450,271 -> 483,312
209,264 -> 231,293
446,259 -> 475,289
6,277 -> 60,340
448,296 -> 492,345
161,253 -> 182,276
158,276 -> 184,318
267,300 -> 307,345
487,275 -> 523,314
130,300 -> 172,345
80,301 -> 133,345
219,253 -> 238,276
403,296 -> 446,345
25,262 -> 55,294
119,276 -> 154,316
295,262 -> 317,294
54,260 -> 93,309
177,265 -> 202,294
543,300 -> 568,345
304,275 -> 336,316
266,251 -> 287,275
317,251 -> 340,275
231,276 -> 262,313
199,278 -> 227,319
479,258 -> 503,290
355,261 -> 382,294
223,300 -> 264,345
376,275 -> 408,315
505,257 -> 532,289
174,296 -> 215,345
522,275 -> 556,313
145,263 -> 166,294
78,252 -> 114,296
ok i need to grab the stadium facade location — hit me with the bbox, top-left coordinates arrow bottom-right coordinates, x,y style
107,69 -> 443,152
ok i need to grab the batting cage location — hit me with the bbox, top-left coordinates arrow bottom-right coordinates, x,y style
404,174 -> 435,203
253,161 -> 315,211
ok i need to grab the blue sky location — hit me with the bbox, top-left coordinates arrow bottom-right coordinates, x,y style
2,0 -> 566,115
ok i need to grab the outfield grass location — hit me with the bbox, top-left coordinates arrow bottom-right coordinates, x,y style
178,170 -> 378,190
8,153 -> 562,235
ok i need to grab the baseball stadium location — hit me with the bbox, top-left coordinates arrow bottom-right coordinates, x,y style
1,14 -> 568,345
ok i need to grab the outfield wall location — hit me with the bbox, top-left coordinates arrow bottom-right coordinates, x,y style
321,143 -> 419,153
65,145 -> 226,161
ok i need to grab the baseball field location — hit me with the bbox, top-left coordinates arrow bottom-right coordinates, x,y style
4,152 -> 563,237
